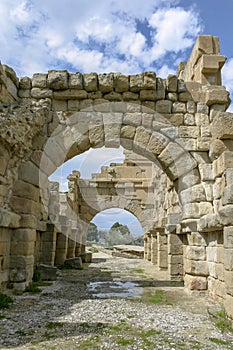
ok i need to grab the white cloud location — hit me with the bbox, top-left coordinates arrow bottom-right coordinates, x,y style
0,0 -> 202,77
222,58 -> 233,111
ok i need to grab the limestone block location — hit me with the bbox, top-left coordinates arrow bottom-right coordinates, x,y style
103,113 -> 122,148
134,126 -> 151,150
10,269 -> 27,283
211,111 -> 233,140
92,99 -> 109,112
180,184 -> 206,204
176,138 -> 197,151
123,113 -> 141,127
184,113 -> 195,126
225,270 -> 233,296
32,73 -> 47,88
224,248 -> 233,271
224,294 -> 233,321
201,126 -> 211,138
142,113 -> 153,128
69,72 -> 83,89
179,92 -> 192,102
184,258 -> 209,276
10,196 -> 40,216
0,208 -> 20,228
218,206 -> 233,226
10,255 -> 34,269
223,227 -> 233,249
18,89 -> 30,98
158,142 -> 185,168
80,252 -> 92,263
198,164 -> 214,181
202,182 -> 213,201
83,73 -> 98,91
208,277 -> 226,299
64,257 -> 83,269
167,152 -> 197,180
168,255 -> 183,275
203,85 -> 230,106
214,152 -> 233,178
187,232 -> 207,246
184,274 -> 207,290
225,168 -> 233,187
52,99 -> 67,111
215,263 -> 224,281
112,102 -> 127,113
206,246 -> 218,262
122,92 -> 139,101
0,156 -> 7,176
31,88 -> 53,99
104,92 -> 122,101
114,73 -> 129,92
140,90 -> 157,101
143,72 -> 156,90
172,102 -> 186,113
10,241 -> 35,256
167,92 -> 177,102
184,245 -> 206,261
89,124 -> 104,148
13,180 -> 39,202
37,264 -> 57,280
179,126 -> 199,138
187,101 -> 197,114
53,89 -> 87,100
182,202 -> 213,219
130,74 -> 144,92
147,132 -> 169,156
166,74 -> 177,92
166,113 -> 184,126
47,70 -> 68,90
168,243 -> 183,255
197,137 -> 211,151
68,100 -> 80,111
19,77 -> 31,89
222,184 -> 233,205
120,125 -> 136,140
209,139 -> 227,160
156,78 -> 166,100
155,100 -> 172,114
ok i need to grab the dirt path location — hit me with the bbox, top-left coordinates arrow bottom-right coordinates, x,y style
0,251 -> 233,349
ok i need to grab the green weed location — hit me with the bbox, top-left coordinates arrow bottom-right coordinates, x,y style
0,292 -> 13,309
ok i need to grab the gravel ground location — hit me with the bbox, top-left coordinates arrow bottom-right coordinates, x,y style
0,251 -> 233,350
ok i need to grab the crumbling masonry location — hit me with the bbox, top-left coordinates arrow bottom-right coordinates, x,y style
1,35 -> 233,320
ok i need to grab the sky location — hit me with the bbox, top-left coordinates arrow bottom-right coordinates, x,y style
1,0 -> 233,235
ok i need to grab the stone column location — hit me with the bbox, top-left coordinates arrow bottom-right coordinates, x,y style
55,232 -> 68,266
67,237 -> 76,259
144,235 -> 148,261
183,232 -> 209,292
151,231 -> 158,265
157,230 -> 168,270
40,223 -> 57,266
0,228 -> 12,290
147,233 -> 152,261
167,232 -> 183,281
223,227 -> 233,321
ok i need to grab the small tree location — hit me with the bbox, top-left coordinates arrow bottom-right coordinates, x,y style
87,222 -> 98,242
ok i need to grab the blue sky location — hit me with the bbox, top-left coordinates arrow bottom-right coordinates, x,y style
1,0 -> 233,235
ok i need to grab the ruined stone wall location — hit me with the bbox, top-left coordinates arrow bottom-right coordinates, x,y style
1,35 -> 233,321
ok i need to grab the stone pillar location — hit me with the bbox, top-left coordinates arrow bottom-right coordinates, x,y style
147,233 -> 152,261
0,228 -> 11,290
40,223 -> 57,266
144,235 -> 148,261
157,231 -> 168,270
168,232 -> 183,281
223,227 -> 233,321
151,231 -> 158,265
10,228 -> 36,290
67,238 -> 76,259
183,232 -> 209,292
55,232 -> 68,266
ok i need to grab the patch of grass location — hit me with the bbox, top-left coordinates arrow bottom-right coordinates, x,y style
117,338 -> 134,346
142,289 -> 171,305
46,321 -> 63,329
0,292 -> 13,309
24,283 -> 41,294
12,290 -> 23,296
16,330 -> 27,336
208,308 -> 233,333
209,337 -> 232,346
88,247 -> 99,253
133,268 -> 144,274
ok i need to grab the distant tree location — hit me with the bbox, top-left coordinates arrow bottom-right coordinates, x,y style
87,222 -> 98,242
110,222 -> 131,236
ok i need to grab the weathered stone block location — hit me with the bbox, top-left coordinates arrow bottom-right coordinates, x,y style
158,142 -> 185,168
147,132 -> 169,156
37,264 -> 57,280
198,164 -> 214,181
172,102 -> 186,113
0,208 -> 20,228
114,74 -> 129,92
69,72 -> 83,89
184,258 -> 209,276
64,257 -> 83,269
31,88 -> 53,99
53,89 -> 87,100
184,274 -> 207,290
179,126 -> 200,138
47,70 -> 68,90
184,246 -> 206,261
32,73 -> 47,88
166,74 -> 177,92
123,113 -> 141,127
83,73 -> 98,91
180,184 -> 206,204
223,227 -> 233,249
